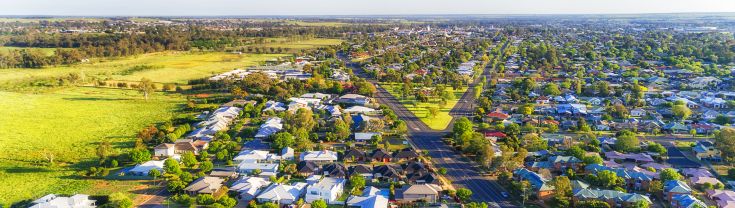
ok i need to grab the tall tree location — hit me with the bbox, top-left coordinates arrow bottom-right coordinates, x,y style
138,77 -> 155,100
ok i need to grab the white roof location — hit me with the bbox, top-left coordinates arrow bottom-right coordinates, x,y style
30,194 -> 96,208
257,182 -> 308,202
343,106 -> 376,114
129,160 -> 165,174
300,150 -> 338,161
230,177 -> 271,196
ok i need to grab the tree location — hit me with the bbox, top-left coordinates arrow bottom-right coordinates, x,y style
106,192 -> 133,208
350,175 -> 366,190
714,115 -> 731,125
200,160 -> 214,173
272,132 -> 295,150
138,77 -> 155,100
715,128 -> 735,163
648,180 -> 663,194
672,104 -> 692,120
148,169 -> 161,180
311,199 -> 327,208
596,170 -> 622,189
96,141 -> 113,161
333,119 -> 351,140
522,133 -> 547,151
453,117 -> 474,144
660,168 -> 682,181
615,132 -> 639,153
261,202 -> 278,208
438,167 -> 447,175
543,83 -> 561,96
129,149 -> 151,164
181,152 -> 197,168
427,106 -> 439,118
647,143 -> 668,155
456,188 -> 473,202
164,158 -> 182,175
552,176 -> 572,198
632,200 -> 650,208
519,103 -> 534,115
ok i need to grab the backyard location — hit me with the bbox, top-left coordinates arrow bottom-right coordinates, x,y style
379,82 -> 466,130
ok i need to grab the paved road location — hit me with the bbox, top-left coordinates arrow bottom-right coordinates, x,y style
341,43 -> 514,206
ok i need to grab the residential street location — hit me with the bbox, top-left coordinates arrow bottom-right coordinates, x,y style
343,49 -> 515,206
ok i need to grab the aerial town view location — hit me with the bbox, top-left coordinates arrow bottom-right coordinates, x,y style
1,0 -> 735,208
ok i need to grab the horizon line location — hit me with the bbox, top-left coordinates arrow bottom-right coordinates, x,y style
2,12 -> 735,18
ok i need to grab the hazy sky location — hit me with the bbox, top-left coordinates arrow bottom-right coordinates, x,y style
2,0 -> 734,16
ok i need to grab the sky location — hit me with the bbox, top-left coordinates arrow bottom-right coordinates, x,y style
1,0 -> 735,16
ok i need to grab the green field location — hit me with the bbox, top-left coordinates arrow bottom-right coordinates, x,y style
0,87 -> 183,205
0,51 -> 286,90
246,38 -> 343,50
380,83 -> 466,130
0,46 -> 66,56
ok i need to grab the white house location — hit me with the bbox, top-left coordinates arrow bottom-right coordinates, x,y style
257,182 -> 308,205
263,101 -> 287,112
305,177 -> 346,204
230,177 -> 271,201
255,117 -> 283,138
347,186 -> 389,208
233,150 -> 272,164
30,194 -> 96,208
355,132 -> 381,143
237,161 -> 279,175
154,143 -> 175,157
631,108 -> 646,117
300,150 -> 338,163
343,106 -> 377,115
588,97 -> 602,106
128,160 -> 165,176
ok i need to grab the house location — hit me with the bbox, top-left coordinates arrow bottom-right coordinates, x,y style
355,132 -> 381,143
128,160 -> 165,176
588,97 -> 603,106
209,170 -> 238,179
396,184 -> 442,203
547,155 -> 583,171
336,94 -> 371,106
305,177 -> 346,204
690,176 -> 723,188
184,177 -> 226,196
706,189 -> 735,208
154,143 -> 175,157
572,188 -> 651,208
693,140 -> 721,161
236,160 -> 279,175
393,148 -> 419,161
346,187 -> 389,208
301,92 -> 331,100
255,117 -> 283,138
257,182 -> 308,205
230,177 -> 271,201
297,161 -> 319,177
263,101 -> 286,112
585,164 -> 654,191
352,114 -> 373,130
322,163 -> 347,178
671,194 -> 707,208
370,149 -> 392,163
344,149 -> 367,162
556,104 -> 588,115
631,108 -> 646,117
187,106 -> 242,140
483,131 -> 507,142
513,168 -> 554,200
30,194 -> 96,208
536,96 -> 550,105
343,106 -> 378,115
233,150 -> 272,164
373,164 -> 404,181
348,165 -> 374,179
682,168 -> 714,178
664,180 -> 692,201
485,111 -> 510,122
300,150 -> 338,163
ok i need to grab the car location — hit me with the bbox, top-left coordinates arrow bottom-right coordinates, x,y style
501,192 -> 509,198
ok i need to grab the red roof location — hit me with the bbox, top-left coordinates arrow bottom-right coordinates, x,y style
484,131 -> 507,138
486,111 -> 510,119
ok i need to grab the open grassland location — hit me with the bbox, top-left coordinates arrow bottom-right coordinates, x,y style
0,51 -> 286,91
241,38 -> 343,52
0,46 -> 67,56
379,83 -> 466,130
0,87 -> 183,205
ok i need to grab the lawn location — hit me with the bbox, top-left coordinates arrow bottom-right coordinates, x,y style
247,38 -> 343,50
0,51 -> 286,90
0,87 -> 184,205
0,46 -> 67,56
379,82 -> 467,130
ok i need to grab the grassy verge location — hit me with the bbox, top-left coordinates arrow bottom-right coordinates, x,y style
379,82 -> 466,130
0,87 -> 183,205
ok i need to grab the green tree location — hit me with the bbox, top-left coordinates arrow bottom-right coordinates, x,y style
456,188 -> 473,202
672,104 -> 692,120
716,128 -> 735,163
350,174 -> 366,190
164,158 -> 182,175
615,132 -> 639,153
181,152 -> 198,168
311,199 -> 327,208
272,132 -> 295,150
129,149 -> 151,164
543,83 -> 561,96
148,169 -> 161,180
660,168 -> 682,181
106,192 -> 133,208
137,77 -> 155,100
334,119 -> 351,140
200,160 -> 214,173
427,106 -> 440,118
552,176 -> 572,198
